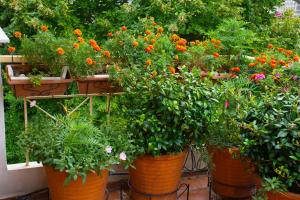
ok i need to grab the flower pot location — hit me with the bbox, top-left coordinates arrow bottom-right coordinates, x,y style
208,146 -> 257,199
129,151 -> 187,200
45,166 -> 109,200
268,191 -> 300,200
6,64 -> 72,97
76,74 -> 121,95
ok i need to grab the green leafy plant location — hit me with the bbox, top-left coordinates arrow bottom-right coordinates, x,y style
18,115 -> 133,184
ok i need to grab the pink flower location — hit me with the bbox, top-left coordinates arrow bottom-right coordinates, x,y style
105,146 -> 112,154
255,73 -> 265,80
225,100 -> 230,109
119,152 -> 127,161
275,11 -> 282,17
30,100 -> 36,108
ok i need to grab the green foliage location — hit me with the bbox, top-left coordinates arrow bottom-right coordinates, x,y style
240,91 -> 300,193
18,115 -> 133,184
116,66 -> 217,156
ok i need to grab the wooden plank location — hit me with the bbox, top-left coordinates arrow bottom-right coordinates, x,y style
0,55 -> 26,64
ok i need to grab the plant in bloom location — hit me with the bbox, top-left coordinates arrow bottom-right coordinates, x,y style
14,31 -> 22,38
107,32 -> 113,37
7,46 -> 16,54
41,25 -> 48,32
105,146 -> 112,154
73,29 -> 82,36
254,73 -> 265,80
56,48 -> 65,56
119,152 -> 127,161
121,26 -> 127,31
86,57 -> 93,65
73,43 -> 80,49
103,51 -> 111,58
213,52 -> 220,58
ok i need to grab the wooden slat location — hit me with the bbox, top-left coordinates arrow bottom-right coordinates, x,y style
0,55 -> 26,64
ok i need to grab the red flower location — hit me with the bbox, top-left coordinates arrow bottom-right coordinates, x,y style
7,47 -> 16,54
213,52 -> 220,58
294,56 -> 299,62
107,32 -> 113,37
121,26 -> 127,31
267,44 -> 273,49
231,67 -> 240,72
248,62 -> 257,67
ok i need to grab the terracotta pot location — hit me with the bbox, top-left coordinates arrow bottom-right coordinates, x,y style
129,151 -> 187,200
45,166 -> 109,200
208,146 -> 257,199
268,191 -> 300,200
6,64 -> 72,97
76,75 -> 121,94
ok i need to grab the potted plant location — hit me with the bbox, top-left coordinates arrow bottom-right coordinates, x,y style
240,90 -> 300,200
204,77 -> 258,199
6,27 -> 72,97
64,29 -> 121,94
18,115 -> 133,200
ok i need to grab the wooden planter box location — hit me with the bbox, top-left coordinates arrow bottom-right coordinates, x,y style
76,74 -> 122,95
6,64 -> 72,97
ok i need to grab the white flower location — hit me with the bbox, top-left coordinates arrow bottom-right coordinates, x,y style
105,146 -> 112,154
119,152 -> 127,161
30,100 -> 36,108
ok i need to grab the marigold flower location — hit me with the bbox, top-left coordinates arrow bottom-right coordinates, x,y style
231,67 -> 240,72
121,26 -> 127,31
14,31 -> 22,38
148,45 -> 154,50
248,63 -> 257,67
190,41 -> 196,46
278,47 -> 284,52
285,50 -> 293,56
7,46 -> 16,54
93,45 -> 101,52
211,38 -> 217,44
213,52 -> 220,58
132,41 -> 139,47
73,29 -> 82,36
107,32 -> 113,37
267,44 -> 273,49
168,66 -> 176,74
41,25 -> 48,32
259,58 -> 266,64
177,38 -> 187,46
144,37 -> 149,42
152,21 -> 157,26
103,50 -> 111,58
176,45 -> 186,52
216,40 -> 221,45
195,40 -> 201,46
145,47 -> 152,53
151,39 -> 156,44
155,33 -> 161,38
89,39 -> 97,47
214,45 -> 219,49
56,48 -> 64,56
145,30 -> 151,35
171,34 -> 180,42
269,63 -> 277,69
278,60 -> 285,65
157,27 -> 164,33
78,37 -> 84,43
73,43 -> 80,49
146,59 -> 152,66
293,56 -> 299,62
86,57 -> 93,65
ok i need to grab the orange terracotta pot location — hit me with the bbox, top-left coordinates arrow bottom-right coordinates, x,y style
45,166 -> 109,200
208,146 -> 257,199
268,191 -> 300,200
129,151 -> 187,200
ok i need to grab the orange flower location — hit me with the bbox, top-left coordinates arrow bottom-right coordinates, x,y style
171,34 -> 180,42
190,41 -> 196,46
231,67 -> 240,72
146,59 -> 152,66
145,47 -> 152,53
93,45 -> 101,52
267,44 -> 273,49
56,48 -> 64,56
73,29 -> 82,36
121,26 -> 127,31
269,63 -> 277,69
107,32 -> 113,37
278,60 -> 286,65
216,40 -> 221,45
285,50 -> 293,56
195,40 -> 201,46
7,46 -> 16,54
73,43 -> 80,49
89,39 -> 97,47
155,33 -> 161,38
145,30 -> 151,35
152,21 -> 157,26
214,45 -> 219,49
294,56 -> 299,62
248,62 -> 257,67
78,37 -> 84,43
157,27 -> 164,33
278,48 -> 284,52
86,57 -> 93,65
176,45 -> 186,52
41,25 -> 48,32
14,31 -> 22,38
144,37 -> 149,42
151,39 -> 156,44
132,41 -> 139,47
211,38 -> 216,44
148,45 -> 154,50
177,38 -> 187,46
213,52 -> 220,58
168,66 -> 176,74
103,50 -> 111,58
